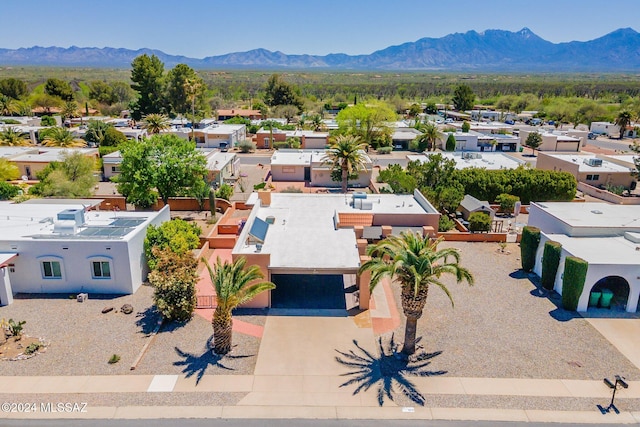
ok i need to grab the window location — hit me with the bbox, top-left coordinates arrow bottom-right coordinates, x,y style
92,261 -> 111,279
263,137 -> 271,148
42,261 -> 62,279
586,174 -> 600,181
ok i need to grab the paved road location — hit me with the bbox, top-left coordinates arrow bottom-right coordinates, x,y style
1,419 -> 632,427
585,137 -> 635,152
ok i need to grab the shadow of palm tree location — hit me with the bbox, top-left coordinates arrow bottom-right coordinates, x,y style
173,336 -> 253,385
335,334 -> 446,406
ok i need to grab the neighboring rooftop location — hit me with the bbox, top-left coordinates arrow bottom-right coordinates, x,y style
0,202 -> 155,241
542,153 -> 633,173
545,233 -> 640,265
406,152 -> 524,170
530,202 -> 640,234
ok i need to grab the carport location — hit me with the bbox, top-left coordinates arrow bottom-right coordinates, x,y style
270,274 -> 347,310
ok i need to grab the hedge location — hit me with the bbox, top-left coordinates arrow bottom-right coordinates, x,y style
561,256 -> 588,311
541,240 -> 562,291
520,226 -> 541,272
445,133 -> 456,151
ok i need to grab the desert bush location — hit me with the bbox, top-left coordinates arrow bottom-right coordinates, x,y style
238,140 -> 255,153
468,212 -> 491,232
438,215 -> 455,232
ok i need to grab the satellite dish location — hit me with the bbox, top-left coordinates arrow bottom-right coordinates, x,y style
21,175 -> 28,181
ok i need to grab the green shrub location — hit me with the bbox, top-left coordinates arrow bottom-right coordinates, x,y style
40,115 -> 56,126
253,182 -> 266,190
541,240 -> 562,291
520,226 -> 541,272
108,354 -> 121,364
148,248 -> 198,322
273,140 -> 289,149
561,256 -> 588,311
0,119 -> 20,125
445,133 -> 456,151
24,342 -> 42,355
7,319 -> 25,337
495,193 -> 519,216
144,219 -> 201,270
238,140 -> 255,153
461,121 -> 470,132
468,212 -> 492,232
0,182 -> 19,200
215,183 -> 233,201
438,215 -> 455,232
99,145 -> 120,157
281,186 -> 303,193
377,146 -> 393,154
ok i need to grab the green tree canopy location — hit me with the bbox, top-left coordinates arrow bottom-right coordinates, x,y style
323,134 -> 369,193
263,74 -> 303,111
0,78 -> 28,100
615,110 -> 632,139
144,218 -> 201,271
452,84 -> 475,111
88,80 -> 117,105
29,151 -> 97,197
335,101 -> 396,147
44,78 -> 74,101
525,132 -> 542,155
0,158 -> 20,181
166,64 -> 206,117
130,54 -> 166,121
116,134 -> 208,208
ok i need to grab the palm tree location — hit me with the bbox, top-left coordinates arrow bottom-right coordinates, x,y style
615,110 -> 632,140
0,127 -> 31,146
203,256 -> 275,355
0,95 -> 19,116
311,114 -> 324,131
414,122 -> 440,151
41,127 -> 87,147
143,113 -> 170,135
61,100 -> 79,124
323,134 -> 369,193
359,233 -> 474,356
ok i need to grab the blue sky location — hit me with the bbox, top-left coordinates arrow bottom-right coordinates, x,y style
1,0 -> 637,58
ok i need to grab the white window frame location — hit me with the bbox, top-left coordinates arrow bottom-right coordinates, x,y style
38,256 -> 64,280
88,256 -> 113,280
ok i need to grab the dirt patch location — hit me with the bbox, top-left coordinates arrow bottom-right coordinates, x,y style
0,335 -> 47,361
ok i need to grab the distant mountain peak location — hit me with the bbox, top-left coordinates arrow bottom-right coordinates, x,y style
0,27 -> 638,71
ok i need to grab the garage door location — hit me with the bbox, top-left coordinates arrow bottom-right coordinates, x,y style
271,274 -> 346,310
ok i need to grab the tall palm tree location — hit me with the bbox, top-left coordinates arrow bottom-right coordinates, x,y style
41,127 -> 86,147
143,113 -> 170,135
615,110 -> 632,140
323,134 -> 369,193
61,100 -> 79,124
0,127 -> 31,146
415,122 -> 440,151
359,233 -> 474,356
311,114 -> 324,131
203,256 -> 275,355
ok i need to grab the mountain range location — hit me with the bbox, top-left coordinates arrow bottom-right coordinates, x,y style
1,28 -> 639,71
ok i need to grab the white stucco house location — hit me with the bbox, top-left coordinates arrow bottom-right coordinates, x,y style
0,201 -> 170,306
528,202 -> 640,313
406,152 -> 525,171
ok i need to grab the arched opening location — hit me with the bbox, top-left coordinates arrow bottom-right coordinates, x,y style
589,276 -> 630,311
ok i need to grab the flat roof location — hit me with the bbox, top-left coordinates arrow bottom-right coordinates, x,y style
406,152 -> 524,170
235,192 -> 436,271
270,150 -> 318,166
605,155 -> 637,166
205,151 -> 236,170
545,233 -> 640,265
0,147 -> 38,159
543,153 -> 633,173
532,202 -> 640,230
0,202 -> 157,242
9,148 -> 98,163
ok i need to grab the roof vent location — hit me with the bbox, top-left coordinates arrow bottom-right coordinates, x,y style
265,216 -> 275,225
591,210 -> 603,214
584,158 -> 603,167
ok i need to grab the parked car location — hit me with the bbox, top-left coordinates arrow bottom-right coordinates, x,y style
505,119 -> 515,125
588,132 -> 597,140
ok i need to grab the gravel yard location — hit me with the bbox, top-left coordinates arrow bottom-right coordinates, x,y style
385,241 -> 640,381
0,284 -> 264,377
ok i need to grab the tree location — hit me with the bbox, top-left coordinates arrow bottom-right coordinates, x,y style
0,95 -> 19,116
203,256 -> 275,355
323,135 -> 369,193
407,103 -> 422,118
0,182 -> 19,200
273,105 -> 298,123
445,133 -> 456,151
40,115 -> 56,126
414,122 -> 440,151
148,248 -> 198,322
0,78 -> 28,100
0,158 -> 19,181
88,80 -> 117,105
85,121 -> 127,147
0,127 -> 31,146
61,101 -> 79,123
117,134 -> 208,208
143,113 -> 170,134
41,127 -> 87,147
452,84 -> 475,111
335,101 -> 396,147
461,121 -> 471,133
525,132 -> 542,156
359,233 -> 474,356
166,64 -> 205,116
44,78 -> 74,101
32,94 -> 62,115
130,54 -> 166,121
495,193 -> 520,216
615,110 -> 632,139
144,219 -> 201,269
29,151 -> 97,197
263,74 -> 303,111
468,212 -> 492,232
